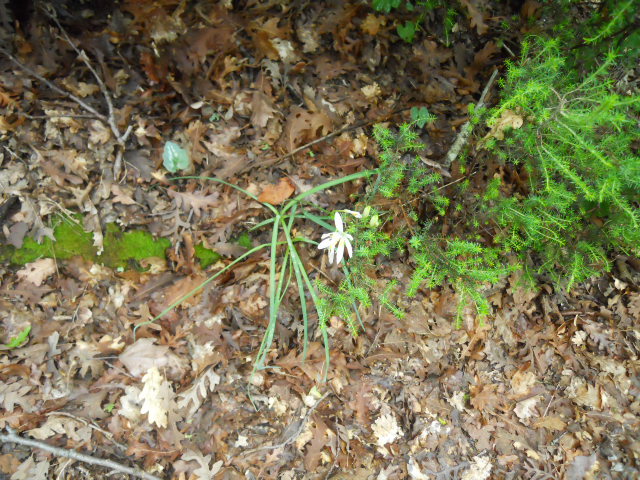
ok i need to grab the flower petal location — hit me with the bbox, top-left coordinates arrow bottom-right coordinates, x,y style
343,209 -> 362,218
334,211 -> 344,233
318,236 -> 335,250
344,237 -> 353,259
335,238 -> 345,265
327,244 -> 335,264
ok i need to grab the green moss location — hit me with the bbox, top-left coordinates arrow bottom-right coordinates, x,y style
0,215 -> 233,270
5,217 -> 96,264
194,244 -> 221,269
102,225 -> 171,269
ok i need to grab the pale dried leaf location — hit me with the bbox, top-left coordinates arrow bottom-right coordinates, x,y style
88,120 -> 112,145
0,379 -> 34,412
181,450 -> 223,480
483,109 -> 523,143
510,371 -> 536,396
167,189 -> 219,217
10,457 -> 49,480
514,395 -> 540,420
28,417 -> 91,443
177,368 -> 221,417
461,455 -> 492,480
16,258 -> 55,286
139,367 -> 174,428
372,413 -> 403,446
119,338 -> 185,378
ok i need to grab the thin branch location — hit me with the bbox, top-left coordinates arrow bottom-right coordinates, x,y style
444,69 -> 499,166
46,11 -> 123,142
0,427 -> 163,480
239,108 -> 408,175
0,47 -> 106,122
42,8 -> 133,178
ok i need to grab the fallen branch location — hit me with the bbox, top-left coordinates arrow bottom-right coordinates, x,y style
444,69 -> 499,167
0,427 -> 163,480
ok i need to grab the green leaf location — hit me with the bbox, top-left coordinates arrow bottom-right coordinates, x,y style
397,21 -> 417,43
372,0 -> 401,13
0,325 -> 31,350
411,106 -> 436,128
163,141 -> 191,173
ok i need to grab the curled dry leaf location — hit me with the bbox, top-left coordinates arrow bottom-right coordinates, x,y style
258,177 -> 295,205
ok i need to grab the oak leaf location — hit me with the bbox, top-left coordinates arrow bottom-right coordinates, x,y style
258,177 -> 295,205
167,189 -> 219,217
139,367 -> 174,428
16,258 -> 55,287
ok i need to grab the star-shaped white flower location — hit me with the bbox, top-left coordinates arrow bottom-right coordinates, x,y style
318,212 -> 354,265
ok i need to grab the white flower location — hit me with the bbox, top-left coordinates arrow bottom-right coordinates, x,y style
341,209 -> 362,218
318,212 -> 354,265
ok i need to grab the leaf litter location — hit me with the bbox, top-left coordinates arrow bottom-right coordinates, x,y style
0,1 -> 638,479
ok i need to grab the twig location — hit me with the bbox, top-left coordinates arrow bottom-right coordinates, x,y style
239,107 -> 409,175
240,392 -> 330,456
444,69 -> 499,166
0,427 -> 163,480
0,47 -> 106,122
44,9 -> 132,178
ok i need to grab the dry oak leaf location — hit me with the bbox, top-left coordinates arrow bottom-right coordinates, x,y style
258,177 -> 295,205
16,258 -> 55,286
139,366 -> 174,428
9,457 -> 50,480
168,189 -> 219,217
470,382 -> 501,412
460,0 -> 489,35
119,338 -> 185,378
482,109 -> 524,143
180,450 -> 223,480
533,416 -> 566,431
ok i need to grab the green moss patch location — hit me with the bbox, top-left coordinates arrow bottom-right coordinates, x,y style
0,216 -> 224,270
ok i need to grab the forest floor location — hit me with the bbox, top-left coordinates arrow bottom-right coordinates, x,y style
0,1 -> 638,479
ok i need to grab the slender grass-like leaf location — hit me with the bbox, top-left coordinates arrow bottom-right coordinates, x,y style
133,242 -> 271,340
281,170 -> 376,215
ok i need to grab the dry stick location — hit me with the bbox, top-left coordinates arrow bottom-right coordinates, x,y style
444,69 -> 499,167
0,428 -> 163,480
46,11 -> 133,178
238,109 -> 409,175
0,47 -> 106,122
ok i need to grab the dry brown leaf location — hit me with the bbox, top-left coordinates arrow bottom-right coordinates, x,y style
168,189 -> 219,217
482,109 -> 524,144
16,258 -> 55,286
533,416 -> 566,431
119,338 -> 185,378
0,89 -> 16,107
258,177 -> 295,205
460,0 -> 489,35
111,185 -> 138,205
470,382 -> 500,412
361,14 -> 386,35
251,91 -> 277,128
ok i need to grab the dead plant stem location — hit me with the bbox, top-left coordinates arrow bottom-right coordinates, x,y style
444,69 -> 499,166
0,427 -> 163,480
